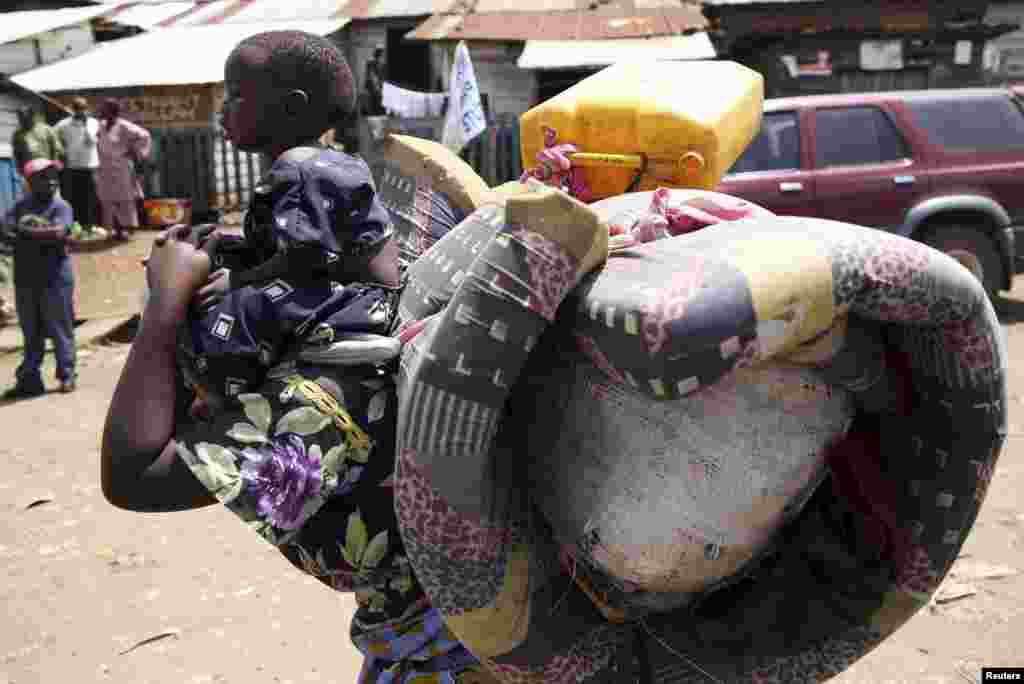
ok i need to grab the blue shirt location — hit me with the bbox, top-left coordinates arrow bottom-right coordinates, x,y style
4,194 -> 72,285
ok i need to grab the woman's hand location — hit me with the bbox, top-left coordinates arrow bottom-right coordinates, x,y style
153,222 -> 218,249
145,224 -> 221,324
196,268 -> 231,313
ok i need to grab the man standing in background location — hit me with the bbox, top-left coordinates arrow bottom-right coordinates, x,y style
54,97 -> 100,230
11,107 -> 63,186
95,99 -> 151,241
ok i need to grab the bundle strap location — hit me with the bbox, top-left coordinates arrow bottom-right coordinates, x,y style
285,375 -> 372,453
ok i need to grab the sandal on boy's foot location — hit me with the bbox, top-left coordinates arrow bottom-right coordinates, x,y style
2,383 -> 45,400
59,379 -> 77,394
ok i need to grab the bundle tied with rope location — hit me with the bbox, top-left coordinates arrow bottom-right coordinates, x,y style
376,59 -> 1007,684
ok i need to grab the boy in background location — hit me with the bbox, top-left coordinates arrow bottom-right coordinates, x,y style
2,159 -> 77,399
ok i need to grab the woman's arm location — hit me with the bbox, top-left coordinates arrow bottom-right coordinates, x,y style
101,228 -> 218,512
127,120 -> 153,163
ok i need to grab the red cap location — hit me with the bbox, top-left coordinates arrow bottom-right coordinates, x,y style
22,158 -> 63,179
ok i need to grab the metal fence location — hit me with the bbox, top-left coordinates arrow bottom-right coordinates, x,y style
141,127 -> 266,219
461,116 -> 523,187
140,118 -> 522,220
361,114 -> 523,188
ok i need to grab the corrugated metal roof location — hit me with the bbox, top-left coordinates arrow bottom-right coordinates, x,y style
517,33 -> 714,68
90,0 -> 455,21
469,0 -> 574,11
0,6 -> 116,47
351,0 -> 454,19
408,4 -> 705,40
98,2 -> 197,30
157,0 -> 237,26
208,0 -> 349,23
140,0 -> 443,24
10,19 -> 350,91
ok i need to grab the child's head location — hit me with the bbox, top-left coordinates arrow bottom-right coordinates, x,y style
222,31 -> 356,155
23,159 -> 62,201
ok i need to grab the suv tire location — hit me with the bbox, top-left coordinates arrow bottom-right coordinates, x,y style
921,225 -> 1004,297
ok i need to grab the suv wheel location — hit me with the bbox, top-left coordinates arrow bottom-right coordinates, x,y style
922,225 -> 1004,297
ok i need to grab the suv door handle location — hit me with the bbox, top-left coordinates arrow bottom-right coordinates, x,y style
893,175 -> 916,185
779,182 -> 804,193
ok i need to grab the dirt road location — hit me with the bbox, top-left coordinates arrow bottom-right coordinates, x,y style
1,281 -> 1022,684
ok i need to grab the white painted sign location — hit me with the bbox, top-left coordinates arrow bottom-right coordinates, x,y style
860,40 -> 904,71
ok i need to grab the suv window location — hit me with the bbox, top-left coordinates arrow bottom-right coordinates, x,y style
728,111 -> 800,174
815,106 -> 908,168
905,94 -> 1024,151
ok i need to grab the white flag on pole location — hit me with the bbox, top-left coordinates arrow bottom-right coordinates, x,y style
442,41 -> 486,153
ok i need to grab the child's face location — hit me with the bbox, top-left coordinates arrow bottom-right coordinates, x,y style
222,49 -> 280,153
28,168 -> 60,200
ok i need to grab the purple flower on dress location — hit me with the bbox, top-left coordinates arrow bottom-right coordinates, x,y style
241,433 -> 322,531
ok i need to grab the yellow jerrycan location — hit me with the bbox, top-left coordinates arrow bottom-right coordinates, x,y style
519,60 -> 764,201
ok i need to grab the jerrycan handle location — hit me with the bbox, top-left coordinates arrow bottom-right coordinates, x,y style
566,151 -> 706,192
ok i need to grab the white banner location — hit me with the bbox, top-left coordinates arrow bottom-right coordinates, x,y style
442,41 -> 486,153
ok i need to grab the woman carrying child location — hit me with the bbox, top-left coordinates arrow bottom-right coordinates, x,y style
101,31 -> 485,683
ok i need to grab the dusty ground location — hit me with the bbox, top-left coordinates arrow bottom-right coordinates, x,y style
1,263 -> 1023,683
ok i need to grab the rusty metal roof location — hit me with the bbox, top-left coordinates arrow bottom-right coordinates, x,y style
469,0 -> 572,11
98,2 -> 197,29
131,0 -> 444,26
344,0 -> 455,19
406,2 -> 706,40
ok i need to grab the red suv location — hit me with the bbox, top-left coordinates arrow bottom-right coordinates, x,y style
718,88 -> 1022,295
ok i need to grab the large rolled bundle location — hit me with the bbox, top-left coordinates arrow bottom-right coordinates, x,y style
368,134 -> 493,271
391,185 -> 1006,683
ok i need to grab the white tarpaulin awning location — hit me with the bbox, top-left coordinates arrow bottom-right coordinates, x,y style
0,6 -> 115,46
517,33 -> 716,70
11,19 -> 350,91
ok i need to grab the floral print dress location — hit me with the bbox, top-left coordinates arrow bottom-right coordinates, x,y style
174,363 -> 482,683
